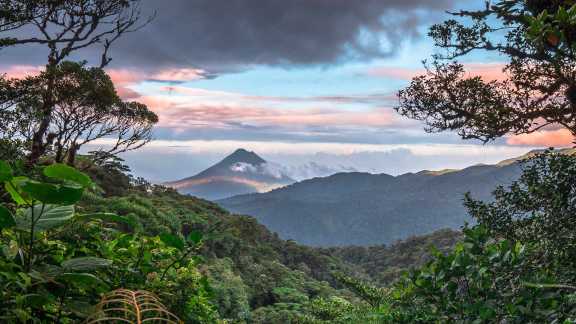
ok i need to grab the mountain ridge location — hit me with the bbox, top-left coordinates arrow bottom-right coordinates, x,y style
218,153 -> 531,246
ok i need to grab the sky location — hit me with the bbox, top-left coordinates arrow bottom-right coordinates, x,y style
3,0 -> 574,182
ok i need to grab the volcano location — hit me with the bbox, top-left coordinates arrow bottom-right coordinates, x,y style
165,149 -> 294,200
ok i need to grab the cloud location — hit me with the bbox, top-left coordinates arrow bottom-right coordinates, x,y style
507,129 -> 574,147
368,62 -> 508,81
144,99 -> 397,130
103,139 -> 538,181
0,0 -> 454,71
277,162 -> 358,181
1,64 -> 210,100
110,0 -> 457,70
230,162 -> 291,180
162,85 -> 396,106
107,68 -> 210,99
1,65 -> 43,79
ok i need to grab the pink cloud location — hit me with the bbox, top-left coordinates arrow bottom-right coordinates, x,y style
2,65 -> 43,79
151,68 -> 207,82
160,85 -> 396,106
139,94 -> 396,130
108,68 -> 206,85
2,65 -> 207,100
507,129 -> 574,147
108,68 -> 207,99
367,67 -> 423,80
368,63 -> 508,82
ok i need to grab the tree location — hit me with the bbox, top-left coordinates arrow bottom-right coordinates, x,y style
465,149 -> 576,266
0,0 -> 152,164
396,1 -> 576,143
1,61 -> 158,165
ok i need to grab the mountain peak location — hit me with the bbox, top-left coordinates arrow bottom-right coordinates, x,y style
165,148 -> 293,200
220,148 -> 266,166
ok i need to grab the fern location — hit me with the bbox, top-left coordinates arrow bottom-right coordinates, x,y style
85,289 -> 182,323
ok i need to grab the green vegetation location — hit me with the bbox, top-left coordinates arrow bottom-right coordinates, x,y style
0,155 -> 359,322
306,151 -> 576,323
300,0 -> 576,321
2,0 -> 576,323
0,161 -> 218,323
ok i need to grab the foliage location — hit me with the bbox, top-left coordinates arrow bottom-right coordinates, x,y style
322,229 -> 462,286
466,150 -> 576,268
85,289 -> 182,323
0,0 -> 152,164
396,0 -> 576,142
307,151 -> 576,323
0,161 -> 218,323
0,61 -> 158,165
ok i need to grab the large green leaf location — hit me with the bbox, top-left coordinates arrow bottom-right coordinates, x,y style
64,300 -> 95,318
44,164 -> 93,188
23,293 -> 54,307
17,204 -> 75,231
0,205 -> 15,229
160,233 -> 185,251
0,160 -> 12,182
61,257 -> 112,271
5,177 -> 31,205
20,181 -> 83,205
57,273 -> 107,290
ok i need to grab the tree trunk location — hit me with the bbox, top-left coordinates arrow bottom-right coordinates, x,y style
26,62 -> 56,166
66,143 -> 78,166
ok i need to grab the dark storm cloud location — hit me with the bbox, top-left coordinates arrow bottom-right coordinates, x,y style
114,0 -> 455,69
0,0 -> 456,71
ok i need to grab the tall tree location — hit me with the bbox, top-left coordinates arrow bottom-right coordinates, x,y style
0,0 -> 152,164
2,61 -> 158,165
396,0 -> 576,143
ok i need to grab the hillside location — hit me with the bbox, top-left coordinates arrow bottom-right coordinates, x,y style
320,229 -> 463,286
80,161 -> 464,322
219,159 -> 523,246
165,149 -> 294,201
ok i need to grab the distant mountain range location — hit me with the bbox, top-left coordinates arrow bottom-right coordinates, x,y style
217,152 -> 553,246
165,149 -> 294,200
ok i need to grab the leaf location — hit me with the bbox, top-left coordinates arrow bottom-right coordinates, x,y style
44,164 -> 93,188
62,257 -> 112,271
65,300 -> 96,317
20,181 -> 83,205
17,204 -> 75,232
160,233 -> 184,251
86,289 -> 181,324
58,273 -> 107,290
187,231 -> 203,244
23,293 -> 53,307
0,205 -> 15,229
5,177 -> 31,205
0,160 -> 12,182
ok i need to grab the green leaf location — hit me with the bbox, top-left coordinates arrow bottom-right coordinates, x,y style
23,293 -> 53,307
160,233 -> 185,251
57,273 -> 106,290
187,231 -> 203,244
61,257 -> 112,271
64,300 -> 95,317
17,204 -> 75,232
44,164 -> 93,188
0,160 -> 12,182
20,181 -> 83,205
5,177 -> 31,205
0,205 -> 15,229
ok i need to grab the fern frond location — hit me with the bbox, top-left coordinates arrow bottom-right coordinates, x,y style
85,289 -> 182,323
